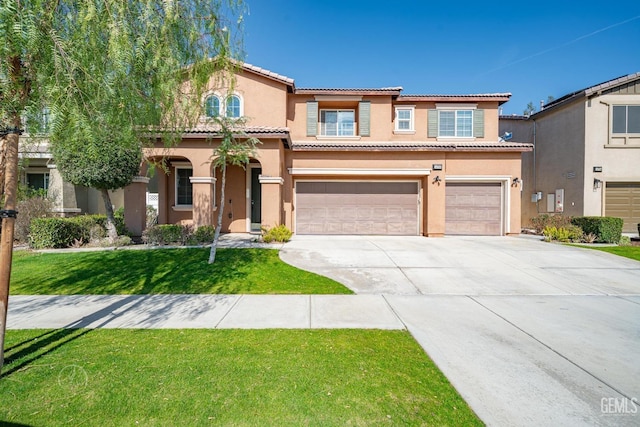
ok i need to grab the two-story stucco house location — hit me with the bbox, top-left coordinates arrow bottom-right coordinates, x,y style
500,72 -> 640,233
22,63 -> 532,237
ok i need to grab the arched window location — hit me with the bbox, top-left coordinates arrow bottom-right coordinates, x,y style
205,95 -> 220,118
226,95 -> 241,118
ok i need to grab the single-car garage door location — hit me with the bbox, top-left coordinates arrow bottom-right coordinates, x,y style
296,181 -> 419,235
446,182 -> 502,235
605,182 -> 640,233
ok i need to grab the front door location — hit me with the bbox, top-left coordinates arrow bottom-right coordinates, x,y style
250,167 -> 262,232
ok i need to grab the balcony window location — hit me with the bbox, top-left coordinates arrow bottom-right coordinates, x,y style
320,110 -> 355,136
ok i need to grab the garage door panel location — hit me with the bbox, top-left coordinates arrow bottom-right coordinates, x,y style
605,183 -> 640,233
446,183 -> 502,236
296,181 -> 419,235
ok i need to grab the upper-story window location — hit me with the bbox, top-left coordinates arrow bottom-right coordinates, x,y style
203,93 -> 242,119
612,105 -> 640,134
205,95 -> 220,118
395,106 -> 415,132
439,110 -> 473,137
320,110 -> 355,136
226,95 -> 241,118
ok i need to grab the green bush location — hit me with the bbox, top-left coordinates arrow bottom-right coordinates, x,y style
29,218 -> 84,249
530,214 -> 572,234
142,224 -> 190,245
188,225 -> 216,245
113,208 -> 128,236
262,224 -> 293,243
570,216 -> 623,244
618,235 -> 631,246
542,225 -> 583,243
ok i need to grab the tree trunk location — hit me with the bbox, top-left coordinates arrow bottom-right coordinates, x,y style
100,188 -> 118,242
0,117 -> 21,373
208,164 -> 227,264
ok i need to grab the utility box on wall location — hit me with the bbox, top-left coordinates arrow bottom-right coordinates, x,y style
555,189 -> 564,213
547,194 -> 555,213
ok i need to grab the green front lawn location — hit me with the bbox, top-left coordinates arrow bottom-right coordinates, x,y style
10,248 -> 351,295
0,329 -> 482,426
576,244 -> 640,262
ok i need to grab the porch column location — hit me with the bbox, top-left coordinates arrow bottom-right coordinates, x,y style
123,176 -> 149,237
190,177 -> 216,228
259,175 -> 284,229
47,167 -> 81,216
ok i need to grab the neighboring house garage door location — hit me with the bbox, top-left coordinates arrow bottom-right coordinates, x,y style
445,182 -> 502,235
296,181 -> 419,235
605,182 -> 640,233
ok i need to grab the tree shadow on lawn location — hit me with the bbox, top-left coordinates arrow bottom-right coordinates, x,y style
14,248 -> 268,294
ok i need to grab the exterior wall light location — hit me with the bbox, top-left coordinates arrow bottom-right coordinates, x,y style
433,175 -> 441,184
512,177 -> 521,186
593,178 -> 602,190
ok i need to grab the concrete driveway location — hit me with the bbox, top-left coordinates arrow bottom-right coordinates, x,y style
281,235 -> 640,426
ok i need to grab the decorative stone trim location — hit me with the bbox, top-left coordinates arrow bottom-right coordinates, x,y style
189,176 -> 217,184
132,176 -> 150,184
258,175 -> 284,185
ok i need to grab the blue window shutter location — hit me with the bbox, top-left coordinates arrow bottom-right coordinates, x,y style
428,110 -> 438,138
473,109 -> 484,138
307,101 -> 318,136
359,101 -> 371,137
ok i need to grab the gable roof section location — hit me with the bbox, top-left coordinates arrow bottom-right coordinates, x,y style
295,87 -> 403,96
240,62 -> 295,90
536,72 -> 640,115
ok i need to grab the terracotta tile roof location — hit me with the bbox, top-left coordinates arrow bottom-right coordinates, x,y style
291,140 -> 532,152
295,87 -> 403,95
499,115 -> 529,120
240,62 -> 295,87
182,125 -> 290,135
398,93 -> 512,104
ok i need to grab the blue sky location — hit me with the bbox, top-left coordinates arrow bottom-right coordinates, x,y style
240,1 -> 640,115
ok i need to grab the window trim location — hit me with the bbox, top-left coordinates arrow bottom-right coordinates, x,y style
319,109 -> 356,137
612,105 -> 640,134
174,165 -> 193,208
394,106 -> 415,133
202,91 -> 244,119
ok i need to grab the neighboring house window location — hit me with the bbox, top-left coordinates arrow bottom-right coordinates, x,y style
439,110 -> 473,137
395,107 -> 415,131
226,95 -> 241,118
320,110 -> 355,136
27,173 -> 49,191
175,167 -> 193,206
612,105 -> 640,134
205,96 -> 220,118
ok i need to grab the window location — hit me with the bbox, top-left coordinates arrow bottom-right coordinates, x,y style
175,167 -> 193,206
205,96 -> 220,118
226,95 -> 241,118
395,107 -> 414,131
439,110 -> 473,137
320,110 -> 355,136
613,105 -> 640,134
27,173 -> 49,191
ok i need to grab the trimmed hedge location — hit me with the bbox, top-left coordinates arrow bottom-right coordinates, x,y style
29,218 -> 84,249
142,224 -> 217,246
570,216 -> 623,243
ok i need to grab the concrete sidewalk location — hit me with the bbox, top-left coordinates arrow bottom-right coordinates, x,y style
7,294 -> 404,330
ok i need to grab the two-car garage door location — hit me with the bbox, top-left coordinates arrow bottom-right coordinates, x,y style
296,181 -> 419,235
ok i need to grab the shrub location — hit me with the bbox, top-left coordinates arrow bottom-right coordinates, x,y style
618,236 -> 631,246
188,225 -> 216,245
29,218 -> 84,249
15,196 -> 53,243
530,214 -> 572,234
113,207 -> 128,236
570,216 -> 623,244
542,225 -> 583,243
262,224 -> 293,243
142,224 -> 189,245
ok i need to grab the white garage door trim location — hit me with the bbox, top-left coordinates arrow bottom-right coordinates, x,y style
445,176 -> 511,235
294,179 -> 421,235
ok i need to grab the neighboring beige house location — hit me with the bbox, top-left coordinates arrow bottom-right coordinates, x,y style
22,63 -> 532,237
500,72 -> 640,233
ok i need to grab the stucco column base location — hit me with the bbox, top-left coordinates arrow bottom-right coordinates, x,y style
260,179 -> 283,229
47,167 -> 80,216
124,177 -> 149,237
191,178 -> 216,228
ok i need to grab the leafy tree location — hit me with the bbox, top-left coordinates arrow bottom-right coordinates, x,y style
523,96 -> 556,116
208,116 -> 259,264
0,0 -> 245,371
